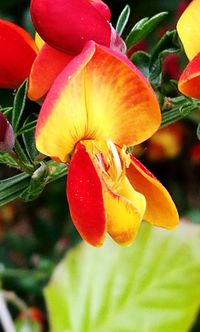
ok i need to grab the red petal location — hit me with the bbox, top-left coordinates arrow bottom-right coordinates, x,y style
178,52 -> 200,99
66,142 -> 106,246
89,0 -> 111,21
0,19 -> 37,89
30,0 -> 111,54
28,43 -> 73,101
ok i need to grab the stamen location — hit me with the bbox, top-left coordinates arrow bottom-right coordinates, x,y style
120,145 -> 131,169
91,140 -> 131,191
107,140 -> 122,179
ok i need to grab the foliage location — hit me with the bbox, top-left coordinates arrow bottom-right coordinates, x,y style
45,223 -> 200,332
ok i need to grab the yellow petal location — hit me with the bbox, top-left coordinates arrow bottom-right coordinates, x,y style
177,0 -> 200,60
127,156 -> 179,229
104,176 -> 146,245
35,32 -> 44,50
36,41 -> 160,162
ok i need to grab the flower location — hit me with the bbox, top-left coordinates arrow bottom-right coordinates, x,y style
0,19 -> 37,89
35,41 -> 178,246
177,0 -> 200,98
0,112 -> 14,151
28,0 -> 126,101
189,141 -> 200,164
145,122 -> 186,161
30,0 -> 125,54
18,307 -> 44,324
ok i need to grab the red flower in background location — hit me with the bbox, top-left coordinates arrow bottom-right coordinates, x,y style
189,142 -> 200,164
0,19 -> 37,89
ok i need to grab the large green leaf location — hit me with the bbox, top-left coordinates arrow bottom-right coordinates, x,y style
45,223 -> 200,332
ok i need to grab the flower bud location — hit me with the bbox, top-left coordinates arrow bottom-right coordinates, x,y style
30,0 -> 125,55
0,112 -> 15,151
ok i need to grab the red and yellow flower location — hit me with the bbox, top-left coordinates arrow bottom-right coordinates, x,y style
36,41 -> 178,246
177,0 -> 200,98
28,0 -> 126,101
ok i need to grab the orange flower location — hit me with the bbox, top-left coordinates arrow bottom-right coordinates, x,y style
145,122 -> 186,161
36,41 -> 178,246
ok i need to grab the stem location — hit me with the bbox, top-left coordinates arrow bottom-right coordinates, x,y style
0,268 -> 48,281
3,291 -> 32,323
161,96 -> 200,128
9,151 -> 33,175
0,292 -> 16,332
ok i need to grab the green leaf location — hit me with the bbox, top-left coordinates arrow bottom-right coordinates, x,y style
45,223 -> 200,332
126,12 -> 168,49
12,80 -> 28,131
0,152 -> 19,168
17,120 -> 37,136
0,107 -> 13,114
20,162 -> 49,202
0,107 -> 13,121
149,30 -> 180,86
130,51 -> 150,78
197,123 -> 200,140
22,114 -> 38,161
115,5 -> 130,36
0,173 -> 30,206
14,139 -> 33,170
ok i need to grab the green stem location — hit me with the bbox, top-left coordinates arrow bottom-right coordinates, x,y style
9,151 -> 34,175
0,268 -> 48,282
161,96 -> 200,127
